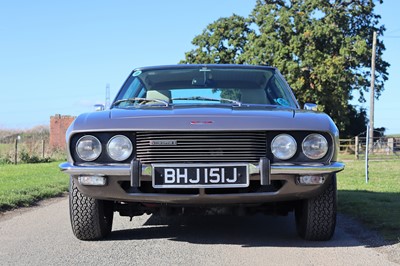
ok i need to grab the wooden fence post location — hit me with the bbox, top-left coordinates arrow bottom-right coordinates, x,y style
14,138 -> 18,164
388,138 -> 394,155
355,136 -> 359,160
14,135 -> 21,164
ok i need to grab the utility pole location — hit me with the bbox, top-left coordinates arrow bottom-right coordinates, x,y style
105,83 -> 110,109
14,135 -> 21,164
369,31 -> 377,152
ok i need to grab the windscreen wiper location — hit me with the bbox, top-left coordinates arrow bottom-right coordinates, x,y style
111,97 -> 169,108
171,96 -> 242,106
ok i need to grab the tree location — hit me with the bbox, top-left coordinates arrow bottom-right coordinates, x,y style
342,105 -> 368,137
181,14 -> 252,64
181,0 -> 389,136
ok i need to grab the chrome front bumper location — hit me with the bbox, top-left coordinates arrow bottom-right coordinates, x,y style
59,161 -> 344,203
59,161 -> 344,177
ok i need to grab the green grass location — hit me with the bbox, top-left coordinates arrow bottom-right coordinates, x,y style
337,159 -> 400,242
0,161 -> 68,211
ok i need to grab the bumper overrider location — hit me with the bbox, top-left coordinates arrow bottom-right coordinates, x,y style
60,160 -> 344,204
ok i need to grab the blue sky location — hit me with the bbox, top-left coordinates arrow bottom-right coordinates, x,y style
0,1 -> 398,135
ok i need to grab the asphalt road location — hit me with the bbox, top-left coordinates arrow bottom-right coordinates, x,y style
0,197 -> 399,266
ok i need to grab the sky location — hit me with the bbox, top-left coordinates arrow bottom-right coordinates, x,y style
0,0 -> 399,135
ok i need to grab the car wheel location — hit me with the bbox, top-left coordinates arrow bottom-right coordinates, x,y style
69,177 -> 114,240
295,174 -> 337,241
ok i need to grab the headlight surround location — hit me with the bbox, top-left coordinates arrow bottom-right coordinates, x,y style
302,133 -> 328,160
271,134 -> 297,160
107,135 -> 133,161
76,135 -> 102,161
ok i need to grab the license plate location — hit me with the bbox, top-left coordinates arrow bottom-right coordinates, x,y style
152,164 -> 249,188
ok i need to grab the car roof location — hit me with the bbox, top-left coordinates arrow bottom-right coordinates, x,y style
133,64 -> 277,72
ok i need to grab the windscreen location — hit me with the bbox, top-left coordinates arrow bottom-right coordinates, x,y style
113,66 -> 298,108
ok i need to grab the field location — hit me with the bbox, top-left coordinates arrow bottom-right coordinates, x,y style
337,158 -> 400,241
0,159 -> 399,242
0,162 -> 68,211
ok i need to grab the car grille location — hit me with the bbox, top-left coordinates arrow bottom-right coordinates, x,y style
135,131 -> 267,163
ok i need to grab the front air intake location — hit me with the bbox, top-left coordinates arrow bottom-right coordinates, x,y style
135,131 -> 267,164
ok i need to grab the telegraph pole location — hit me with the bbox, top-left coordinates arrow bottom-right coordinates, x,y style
369,31 -> 377,152
105,83 -> 110,109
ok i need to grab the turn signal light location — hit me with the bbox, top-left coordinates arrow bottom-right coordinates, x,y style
78,175 -> 107,186
297,175 -> 325,185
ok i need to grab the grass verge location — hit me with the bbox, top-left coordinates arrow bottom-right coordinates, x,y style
337,158 -> 400,242
0,161 -> 68,211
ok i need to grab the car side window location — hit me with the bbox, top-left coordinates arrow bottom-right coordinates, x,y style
267,75 -> 295,107
116,78 -> 141,100
136,86 -> 146,98
112,77 -> 148,107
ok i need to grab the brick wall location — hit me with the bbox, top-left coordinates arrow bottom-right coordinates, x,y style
50,114 -> 76,149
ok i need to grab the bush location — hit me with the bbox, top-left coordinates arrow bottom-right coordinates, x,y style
0,157 -> 12,164
20,151 -> 53,164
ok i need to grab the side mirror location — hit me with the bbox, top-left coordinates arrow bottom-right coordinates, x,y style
94,104 -> 105,111
304,103 -> 318,111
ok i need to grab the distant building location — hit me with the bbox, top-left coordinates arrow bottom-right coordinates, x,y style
50,114 -> 75,149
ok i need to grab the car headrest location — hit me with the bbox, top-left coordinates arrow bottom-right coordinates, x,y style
240,89 -> 268,104
146,90 -> 171,102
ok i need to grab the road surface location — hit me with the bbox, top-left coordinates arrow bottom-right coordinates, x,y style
0,197 -> 398,265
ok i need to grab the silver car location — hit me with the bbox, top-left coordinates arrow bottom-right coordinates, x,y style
60,64 -> 344,241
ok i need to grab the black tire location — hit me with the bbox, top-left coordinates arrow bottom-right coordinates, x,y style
295,174 -> 337,241
69,177 -> 114,240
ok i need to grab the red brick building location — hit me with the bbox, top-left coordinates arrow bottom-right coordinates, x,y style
50,114 -> 75,149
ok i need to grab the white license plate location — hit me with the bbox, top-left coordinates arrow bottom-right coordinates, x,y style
152,163 -> 249,188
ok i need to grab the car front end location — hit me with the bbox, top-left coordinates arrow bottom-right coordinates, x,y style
60,65 -> 344,241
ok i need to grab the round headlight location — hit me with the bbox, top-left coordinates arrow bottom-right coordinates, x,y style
107,135 -> 133,161
76,135 -> 102,161
271,134 -> 297,160
302,133 -> 328,160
